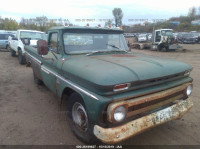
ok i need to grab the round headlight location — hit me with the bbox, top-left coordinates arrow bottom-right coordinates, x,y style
113,106 -> 127,122
186,85 -> 192,96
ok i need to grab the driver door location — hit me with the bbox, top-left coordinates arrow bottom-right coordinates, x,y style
155,31 -> 161,43
41,32 -> 62,94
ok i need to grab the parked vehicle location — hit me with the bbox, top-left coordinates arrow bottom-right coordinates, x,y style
147,33 -> 152,41
123,33 -> 136,37
173,32 -> 178,41
25,26 -> 193,144
178,33 -> 196,44
138,34 -> 147,42
190,32 -> 200,43
0,32 -> 15,50
129,29 -> 181,51
9,29 -> 46,64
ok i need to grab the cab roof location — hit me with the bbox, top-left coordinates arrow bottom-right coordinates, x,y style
48,26 -> 124,33
17,29 -> 45,33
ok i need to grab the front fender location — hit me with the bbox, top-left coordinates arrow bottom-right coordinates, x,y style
57,77 -> 109,124
18,40 -> 25,54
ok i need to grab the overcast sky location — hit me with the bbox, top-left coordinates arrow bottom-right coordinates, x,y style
0,0 -> 199,26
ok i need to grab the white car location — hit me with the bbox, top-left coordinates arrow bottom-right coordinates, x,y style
9,30 -> 46,64
138,34 -> 147,42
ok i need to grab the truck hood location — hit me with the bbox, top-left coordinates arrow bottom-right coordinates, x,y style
62,53 -> 192,95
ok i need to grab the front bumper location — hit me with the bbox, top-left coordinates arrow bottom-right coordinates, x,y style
93,98 -> 193,144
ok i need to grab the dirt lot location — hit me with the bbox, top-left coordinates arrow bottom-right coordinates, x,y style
0,44 -> 200,145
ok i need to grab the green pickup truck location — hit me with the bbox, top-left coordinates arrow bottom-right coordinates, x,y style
24,26 -> 193,144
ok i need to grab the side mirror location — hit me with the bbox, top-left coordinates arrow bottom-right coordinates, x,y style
37,40 -> 48,55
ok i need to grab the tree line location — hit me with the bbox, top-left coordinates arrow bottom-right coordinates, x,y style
0,16 -> 64,32
1,6 -> 200,33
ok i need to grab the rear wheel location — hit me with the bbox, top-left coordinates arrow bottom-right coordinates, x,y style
18,49 -> 26,64
67,93 -> 96,143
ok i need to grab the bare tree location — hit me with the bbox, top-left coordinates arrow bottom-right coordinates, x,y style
112,8 -> 123,27
188,7 -> 196,18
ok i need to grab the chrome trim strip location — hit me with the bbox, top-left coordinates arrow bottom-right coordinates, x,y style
41,67 -> 50,74
25,52 -> 42,65
41,66 -> 99,100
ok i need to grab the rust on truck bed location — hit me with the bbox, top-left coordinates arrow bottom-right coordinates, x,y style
94,98 -> 193,144
107,83 -> 191,123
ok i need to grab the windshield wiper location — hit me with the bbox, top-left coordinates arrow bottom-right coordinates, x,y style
106,44 -> 128,52
86,49 -> 128,56
86,44 -> 128,56
86,51 -> 106,56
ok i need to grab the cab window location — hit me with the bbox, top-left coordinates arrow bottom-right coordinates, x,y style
155,31 -> 161,42
49,33 -> 58,52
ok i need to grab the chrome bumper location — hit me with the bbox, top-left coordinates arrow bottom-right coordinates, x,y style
94,98 -> 193,144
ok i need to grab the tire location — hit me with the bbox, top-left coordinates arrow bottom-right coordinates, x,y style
33,71 -> 43,85
10,48 -> 16,57
67,93 -> 96,143
165,46 -> 169,52
18,49 -> 26,64
157,45 -> 162,51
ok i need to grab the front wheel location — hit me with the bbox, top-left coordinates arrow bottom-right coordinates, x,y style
157,45 -> 162,51
67,93 -> 96,143
10,48 -> 16,57
18,50 -> 26,64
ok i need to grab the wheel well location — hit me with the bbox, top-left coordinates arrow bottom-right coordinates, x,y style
61,87 -> 78,102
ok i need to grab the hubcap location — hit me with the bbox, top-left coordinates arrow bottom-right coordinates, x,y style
72,102 -> 88,132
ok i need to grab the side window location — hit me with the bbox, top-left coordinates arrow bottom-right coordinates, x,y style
0,34 -> 4,40
4,34 -> 10,40
49,33 -> 58,52
155,31 -> 161,42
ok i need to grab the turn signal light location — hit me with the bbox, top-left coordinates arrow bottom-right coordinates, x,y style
114,83 -> 130,92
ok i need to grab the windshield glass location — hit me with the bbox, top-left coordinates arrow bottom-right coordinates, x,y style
20,31 -> 46,40
192,33 -> 199,37
161,30 -> 173,36
0,34 -> 14,40
186,34 -> 194,37
63,33 -> 128,54
139,34 -> 146,38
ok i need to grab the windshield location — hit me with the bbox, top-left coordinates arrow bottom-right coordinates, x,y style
161,30 -> 173,36
192,33 -> 199,37
63,33 -> 128,54
0,34 -> 14,40
20,31 -> 46,40
139,34 -> 146,38
185,34 -> 194,37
